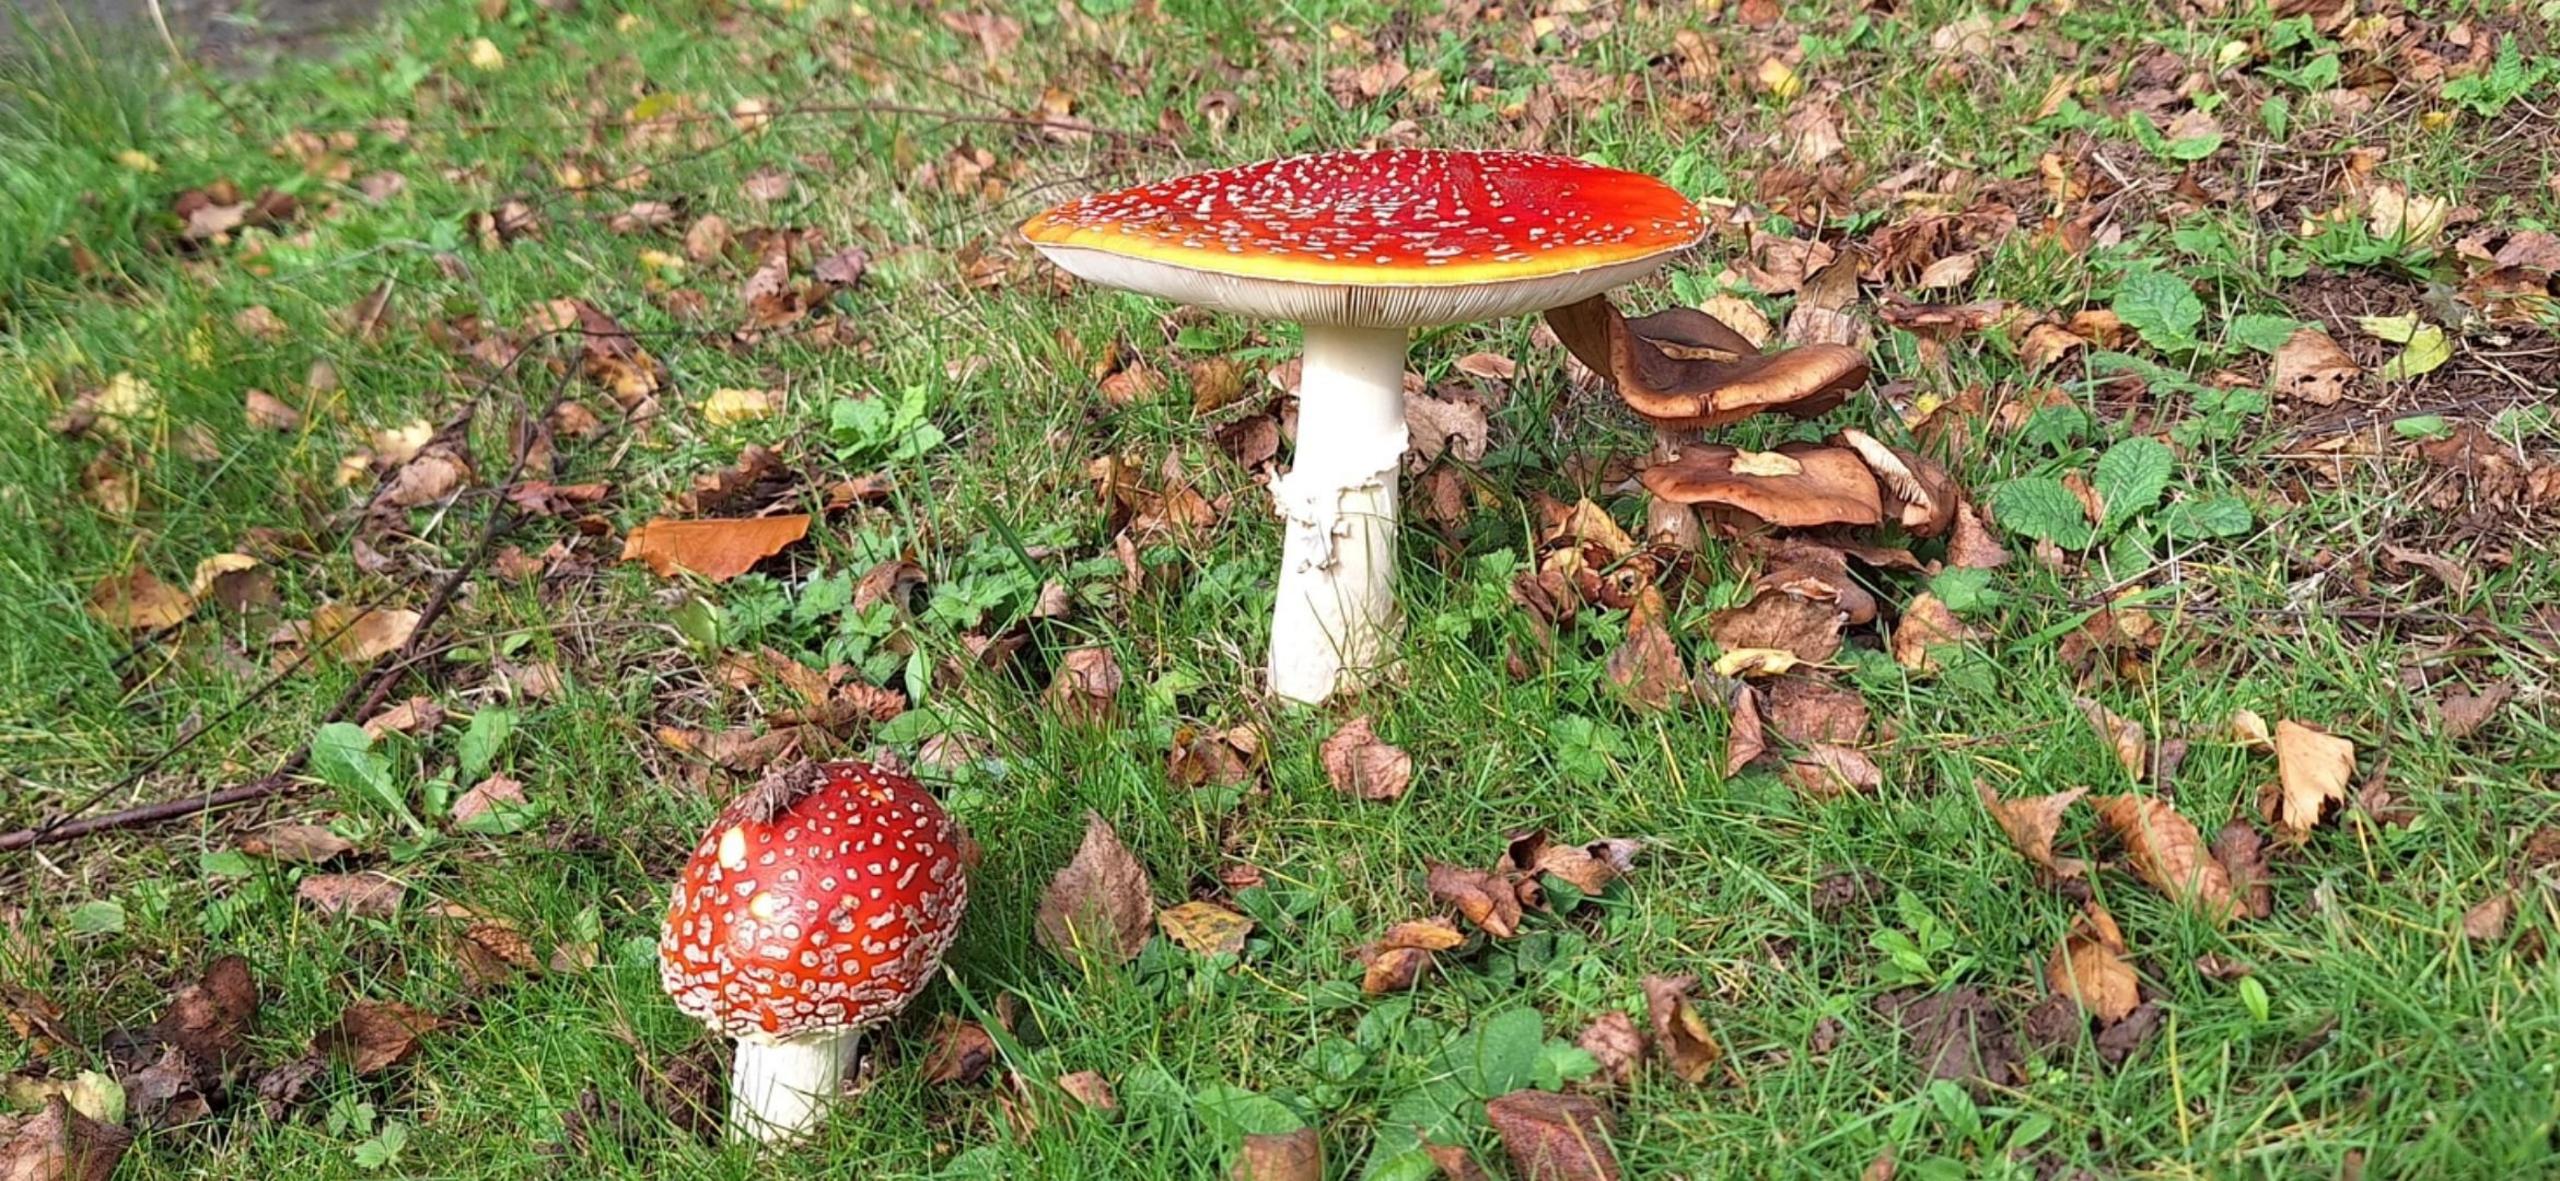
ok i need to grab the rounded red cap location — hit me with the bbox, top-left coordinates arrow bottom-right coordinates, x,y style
659,761 -> 968,1040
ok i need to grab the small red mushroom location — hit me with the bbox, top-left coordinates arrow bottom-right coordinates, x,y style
659,759 -> 968,1143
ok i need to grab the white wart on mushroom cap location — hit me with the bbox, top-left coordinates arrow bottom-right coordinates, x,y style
1019,149 -> 1708,327
660,761 -> 968,1041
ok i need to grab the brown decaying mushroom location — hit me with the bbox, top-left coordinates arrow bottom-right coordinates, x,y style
660,760 -> 968,1144
1021,149 -> 1705,704
1640,441 -> 1884,533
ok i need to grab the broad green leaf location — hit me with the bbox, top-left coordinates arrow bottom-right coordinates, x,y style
2112,269 -> 2205,351
2160,495 -> 2254,540
67,899 -> 125,935
2392,414 -> 2454,441
2227,313 -> 2304,354
2093,437 -> 2175,531
1452,1007 -> 1544,1096
456,708 -> 515,780
310,722 -> 425,834
2356,312 -> 2421,344
1990,478 -> 2096,549
1928,568 -> 2002,613
1192,1084 -> 1302,1141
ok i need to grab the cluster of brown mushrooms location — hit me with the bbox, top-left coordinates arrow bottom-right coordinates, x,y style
1544,293 -> 1957,550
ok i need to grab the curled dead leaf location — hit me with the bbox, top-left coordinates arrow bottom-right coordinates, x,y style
1576,1011 -> 1645,1088
1427,863 -> 1523,939
1642,974 -> 1723,1085
319,1000 -> 442,1075
2263,720 -> 2353,843
922,1014 -> 997,1086
1359,917 -> 1463,995
2046,901 -> 2141,1025
2074,697 -> 2148,782
1320,717 -> 1412,801
2095,795 -> 2237,923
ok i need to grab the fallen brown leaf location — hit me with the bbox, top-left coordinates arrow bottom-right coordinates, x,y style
319,1000 -> 441,1075
243,389 -> 302,432
2045,901 -> 2140,1025
450,774 -> 528,827
238,825 -> 353,864
2271,329 -> 2359,405
2096,795 -> 2237,923
1035,812 -> 1155,965
360,696 -> 444,739
1577,1011 -> 1645,1088
1044,648 -> 1122,726
1321,717 -> 1412,801
1710,589 -> 1843,665
2074,697 -> 2148,782
2459,887 -> 2513,942
2264,720 -> 2354,842
2437,680 -> 2512,739
1157,900 -> 1253,958
2211,821 -> 2276,920
1484,1089 -> 1620,1181
0,1096 -> 131,1181
1426,1140 -> 1495,1180
620,514 -> 810,581
1604,587 -> 1690,712
1763,676 -> 1870,747
1875,985 -> 2019,1091
1975,783 -> 2090,880
1946,503 -> 2010,568
1890,593 -> 1969,673
1167,724 -> 1264,790
1506,831 -> 1643,898
1721,685 -> 1771,781
923,1014 -> 997,1086
308,604 -> 419,662
296,872 -> 403,918
1427,863 -> 1523,939
1359,917 -> 1464,995
86,569 -> 191,631
1056,1071 -> 1116,1112
1783,745 -> 1883,798
1233,1127 -> 1322,1181
1642,974 -> 1723,1084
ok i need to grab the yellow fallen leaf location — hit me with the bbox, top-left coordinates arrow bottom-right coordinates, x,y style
466,37 -> 505,71
88,568 -> 192,630
2265,719 -> 2353,842
701,388 -> 776,426
1156,900 -> 1253,958
1712,647 -> 1803,678
310,604 -> 421,662
190,553 -> 260,596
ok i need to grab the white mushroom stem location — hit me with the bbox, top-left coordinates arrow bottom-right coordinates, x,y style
727,1028 -> 858,1144
1267,322 -> 1411,705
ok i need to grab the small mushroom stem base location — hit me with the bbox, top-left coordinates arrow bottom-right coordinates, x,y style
1268,322 -> 1411,705
727,1028 -> 858,1144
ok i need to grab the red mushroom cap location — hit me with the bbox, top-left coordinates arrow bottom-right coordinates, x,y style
1019,149 -> 1705,326
660,760 -> 968,1041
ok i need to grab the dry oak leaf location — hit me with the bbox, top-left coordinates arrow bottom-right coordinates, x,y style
2264,720 -> 2354,842
239,825 -> 353,864
1321,717 -> 1412,801
1976,783 -> 2090,880
307,603 -> 420,662
2046,900 -> 2140,1025
2075,697 -> 2148,782
1233,1127 -> 1322,1181
1044,647 -> 1123,726
2095,794 -> 2237,923
1642,974 -> 1724,1084
1427,863 -> 1523,939
1484,1089 -> 1620,1181
1,1096 -> 132,1181
1890,593 -> 1969,673
1157,900 -> 1253,958
319,1000 -> 442,1075
1577,1010 -> 1646,1087
86,569 -> 191,631
296,872 -> 403,918
1359,917 -> 1464,995
621,514 -> 810,582
1036,812 -> 1156,965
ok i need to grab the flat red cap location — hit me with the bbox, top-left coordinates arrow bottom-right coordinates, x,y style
660,760 -> 968,1041
1020,149 -> 1705,326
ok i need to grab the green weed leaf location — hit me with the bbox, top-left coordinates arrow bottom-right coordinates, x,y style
1990,478 -> 2095,549
2112,268 -> 2205,352
2094,437 -> 2174,532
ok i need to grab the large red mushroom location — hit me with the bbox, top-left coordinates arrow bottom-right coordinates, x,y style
659,760 -> 968,1144
1022,149 -> 1705,704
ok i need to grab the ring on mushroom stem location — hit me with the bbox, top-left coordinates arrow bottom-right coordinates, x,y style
658,760 -> 968,1145
1021,148 -> 1706,705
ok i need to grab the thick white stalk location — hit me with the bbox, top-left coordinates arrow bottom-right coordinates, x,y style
1267,323 -> 1411,704
727,1028 -> 857,1144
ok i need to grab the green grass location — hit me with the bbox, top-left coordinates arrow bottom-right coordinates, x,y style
3,0 -> 2558,1178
